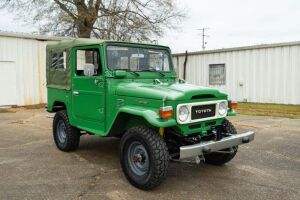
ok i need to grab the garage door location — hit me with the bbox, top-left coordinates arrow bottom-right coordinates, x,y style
0,62 -> 17,106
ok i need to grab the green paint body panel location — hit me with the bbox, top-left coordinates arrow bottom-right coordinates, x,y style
46,39 -> 235,137
227,109 -> 237,116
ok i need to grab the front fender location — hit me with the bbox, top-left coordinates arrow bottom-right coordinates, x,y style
227,109 -> 236,116
119,106 -> 177,128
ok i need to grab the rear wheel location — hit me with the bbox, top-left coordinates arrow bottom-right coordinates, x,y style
204,119 -> 238,165
53,110 -> 80,151
120,126 -> 169,190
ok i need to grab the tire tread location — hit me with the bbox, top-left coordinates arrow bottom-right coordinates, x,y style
53,110 -> 80,152
120,126 -> 169,190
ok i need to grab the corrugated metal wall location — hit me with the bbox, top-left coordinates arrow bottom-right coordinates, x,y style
0,36 -> 50,106
1,35 -> 299,106
173,45 -> 300,105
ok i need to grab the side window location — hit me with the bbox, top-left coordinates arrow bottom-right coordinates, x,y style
209,64 -> 226,85
51,52 -> 66,70
76,49 -> 101,76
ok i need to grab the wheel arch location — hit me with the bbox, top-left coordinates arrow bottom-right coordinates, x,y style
49,101 -> 68,112
107,112 -> 153,137
107,107 -> 177,137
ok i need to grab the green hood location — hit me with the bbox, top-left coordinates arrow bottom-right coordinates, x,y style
116,82 -> 227,101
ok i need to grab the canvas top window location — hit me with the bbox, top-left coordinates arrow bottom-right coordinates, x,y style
51,51 -> 66,70
106,46 -> 172,72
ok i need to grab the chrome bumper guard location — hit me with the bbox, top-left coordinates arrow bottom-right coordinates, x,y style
180,131 -> 255,159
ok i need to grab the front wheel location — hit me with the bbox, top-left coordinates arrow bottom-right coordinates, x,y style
120,126 -> 169,190
204,119 -> 238,165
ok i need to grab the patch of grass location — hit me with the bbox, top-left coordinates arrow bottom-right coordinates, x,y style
23,104 -> 46,109
237,103 -> 300,119
0,109 -> 17,113
0,104 -> 46,113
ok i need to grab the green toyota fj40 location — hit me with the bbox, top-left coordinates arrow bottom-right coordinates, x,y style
46,39 -> 254,190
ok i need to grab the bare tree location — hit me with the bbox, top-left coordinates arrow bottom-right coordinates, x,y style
1,0 -> 185,41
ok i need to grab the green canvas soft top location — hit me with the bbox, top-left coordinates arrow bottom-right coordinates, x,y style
46,38 -> 170,90
46,38 -> 169,51
46,38 -> 110,90
46,38 -> 108,51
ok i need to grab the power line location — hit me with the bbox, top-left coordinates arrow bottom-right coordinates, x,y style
197,28 -> 209,50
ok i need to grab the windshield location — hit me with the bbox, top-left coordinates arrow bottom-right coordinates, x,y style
106,46 -> 172,72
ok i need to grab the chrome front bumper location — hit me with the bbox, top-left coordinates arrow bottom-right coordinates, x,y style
180,131 -> 255,159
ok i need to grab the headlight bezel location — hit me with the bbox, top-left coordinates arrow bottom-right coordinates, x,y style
218,101 -> 228,116
178,105 -> 190,122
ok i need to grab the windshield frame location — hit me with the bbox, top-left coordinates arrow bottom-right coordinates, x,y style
105,43 -> 174,73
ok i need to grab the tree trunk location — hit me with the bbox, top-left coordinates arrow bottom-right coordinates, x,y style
78,30 -> 92,38
78,26 -> 92,38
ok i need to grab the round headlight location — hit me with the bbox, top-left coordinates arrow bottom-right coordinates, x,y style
178,106 -> 189,122
218,102 -> 227,116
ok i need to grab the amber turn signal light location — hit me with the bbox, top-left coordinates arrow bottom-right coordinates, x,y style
159,106 -> 173,119
230,101 -> 238,110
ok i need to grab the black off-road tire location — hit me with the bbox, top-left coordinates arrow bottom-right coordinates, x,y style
204,119 -> 238,165
53,110 -> 80,152
120,126 -> 169,190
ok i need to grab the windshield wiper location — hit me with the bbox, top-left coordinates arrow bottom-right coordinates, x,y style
156,71 -> 166,77
130,71 -> 140,76
114,69 -> 140,76
142,69 -> 166,77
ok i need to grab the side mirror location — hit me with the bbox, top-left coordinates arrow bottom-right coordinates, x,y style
178,78 -> 185,84
84,64 -> 95,76
114,70 -> 126,78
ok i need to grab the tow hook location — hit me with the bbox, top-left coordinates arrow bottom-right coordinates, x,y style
211,127 -> 223,141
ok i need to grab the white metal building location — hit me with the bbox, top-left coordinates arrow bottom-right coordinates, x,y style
173,42 -> 300,105
0,31 -> 299,106
0,32 -> 65,107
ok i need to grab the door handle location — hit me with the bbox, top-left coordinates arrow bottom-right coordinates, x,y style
73,91 -> 79,95
94,79 -> 102,86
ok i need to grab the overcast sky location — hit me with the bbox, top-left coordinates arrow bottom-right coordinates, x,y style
1,0 -> 300,53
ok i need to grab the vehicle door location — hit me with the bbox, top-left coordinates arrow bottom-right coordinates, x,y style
71,46 -> 105,124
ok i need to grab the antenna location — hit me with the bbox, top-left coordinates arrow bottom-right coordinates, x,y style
197,28 -> 209,50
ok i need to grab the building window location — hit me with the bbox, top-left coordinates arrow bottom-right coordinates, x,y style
209,64 -> 226,85
51,52 -> 66,70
